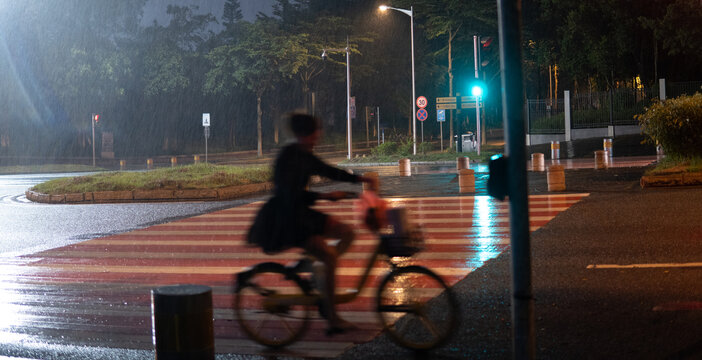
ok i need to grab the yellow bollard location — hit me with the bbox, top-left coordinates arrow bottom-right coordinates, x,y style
550,141 -> 560,159
171,156 -> 177,167
603,138 -> 613,157
119,160 -> 126,171
594,150 -> 608,169
194,155 -> 200,164
399,158 -> 411,176
531,153 -> 545,171
547,165 -> 566,192
456,157 -> 470,170
146,158 -> 153,170
458,169 -> 475,193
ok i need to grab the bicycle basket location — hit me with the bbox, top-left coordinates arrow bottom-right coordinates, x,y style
379,207 -> 425,257
380,228 -> 424,257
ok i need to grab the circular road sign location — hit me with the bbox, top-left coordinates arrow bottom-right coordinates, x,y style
417,108 -> 428,121
416,96 -> 428,109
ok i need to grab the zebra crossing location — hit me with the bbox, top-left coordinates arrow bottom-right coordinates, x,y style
0,193 -> 587,357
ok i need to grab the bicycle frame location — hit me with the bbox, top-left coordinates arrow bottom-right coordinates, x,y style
239,238 -> 386,311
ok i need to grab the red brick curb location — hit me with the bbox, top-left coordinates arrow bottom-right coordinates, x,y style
25,182 -> 273,204
640,172 -> 702,188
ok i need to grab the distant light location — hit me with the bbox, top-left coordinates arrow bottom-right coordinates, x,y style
379,5 -> 388,11
471,85 -> 483,97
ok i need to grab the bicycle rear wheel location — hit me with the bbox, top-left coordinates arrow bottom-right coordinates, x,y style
376,265 -> 459,350
234,262 -> 310,348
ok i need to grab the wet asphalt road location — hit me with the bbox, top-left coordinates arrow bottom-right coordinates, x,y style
2,161 -> 701,359
0,173 -> 269,257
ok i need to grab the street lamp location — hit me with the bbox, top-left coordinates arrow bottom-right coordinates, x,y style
379,4 -> 416,155
322,39 -> 352,160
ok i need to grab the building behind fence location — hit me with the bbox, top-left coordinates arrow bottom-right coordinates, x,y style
526,79 -> 702,145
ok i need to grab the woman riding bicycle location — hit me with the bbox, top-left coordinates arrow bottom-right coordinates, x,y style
247,113 -> 374,334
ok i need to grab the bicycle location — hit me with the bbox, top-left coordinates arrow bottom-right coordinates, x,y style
233,193 -> 459,350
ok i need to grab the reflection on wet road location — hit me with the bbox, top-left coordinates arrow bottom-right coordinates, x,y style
0,193 -> 587,358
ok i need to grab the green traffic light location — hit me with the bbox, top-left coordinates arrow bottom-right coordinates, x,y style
471,85 -> 483,97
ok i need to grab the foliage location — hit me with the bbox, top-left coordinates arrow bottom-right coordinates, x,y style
2,0 -> 702,161
371,141 -> 399,157
31,163 -> 272,195
637,93 -> 702,158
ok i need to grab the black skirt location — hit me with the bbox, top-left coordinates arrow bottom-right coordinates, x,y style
247,196 -> 328,254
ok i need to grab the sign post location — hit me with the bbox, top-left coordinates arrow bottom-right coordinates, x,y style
202,113 -> 210,163
437,109 -> 446,151
416,96 -> 427,144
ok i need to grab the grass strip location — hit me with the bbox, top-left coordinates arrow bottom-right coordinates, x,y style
646,156 -> 702,175
31,163 -> 272,195
0,164 -> 105,175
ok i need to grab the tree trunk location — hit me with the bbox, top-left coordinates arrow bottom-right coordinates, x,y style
256,93 -> 263,157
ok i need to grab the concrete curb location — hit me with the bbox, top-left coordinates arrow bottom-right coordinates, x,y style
339,160 -> 457,167
25,182 -> 274,204
640,172 -> 702,188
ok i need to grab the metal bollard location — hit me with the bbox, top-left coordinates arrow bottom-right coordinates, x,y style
399,158 -> 411,176
119,160 -> 126,171
603,138 -> 613,157
147,158 -> 154,170
151,284 -> 214,360
171,157 -> 177,167
458,169 -> 475,193
550,141 -> 560,159
531,153 -> 545,171
193,155 -> 200,164
594,150 -> 608,169
363,172 -> 379,192
547,165 -> 566,192
456,157 -> 470,170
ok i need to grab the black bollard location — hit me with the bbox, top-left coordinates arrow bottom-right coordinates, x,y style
151,284 -> 214,360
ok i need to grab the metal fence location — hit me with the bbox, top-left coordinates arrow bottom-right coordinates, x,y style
571,87 -> 655,128
526,99 -> 565,134
668,81 -> 702,98
526,80 -> 701,134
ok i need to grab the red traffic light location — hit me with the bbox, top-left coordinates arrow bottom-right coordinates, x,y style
93,114 -> 99,123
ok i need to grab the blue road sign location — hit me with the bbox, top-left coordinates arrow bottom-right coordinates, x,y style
417,108 -> 428,121
437,109 -> 446,122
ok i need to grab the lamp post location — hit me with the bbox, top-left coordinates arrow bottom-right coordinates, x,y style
379,5 -> 416,155
322,39 -> 352,160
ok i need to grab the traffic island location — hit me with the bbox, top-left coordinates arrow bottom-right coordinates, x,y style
25,182 -> 273,204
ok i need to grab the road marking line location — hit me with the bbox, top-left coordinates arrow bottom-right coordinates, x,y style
587,262 -> 702,269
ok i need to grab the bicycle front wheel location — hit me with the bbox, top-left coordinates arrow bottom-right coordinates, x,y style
234,262 -> 310,348
376,265 -> 459,350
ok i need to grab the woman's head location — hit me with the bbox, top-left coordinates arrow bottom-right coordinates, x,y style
288,113 -> 321,145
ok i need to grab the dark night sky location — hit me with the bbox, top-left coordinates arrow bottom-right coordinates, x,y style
141,0 -> 274,27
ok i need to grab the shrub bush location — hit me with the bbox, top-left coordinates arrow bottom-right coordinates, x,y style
371,141 -> 399,156
637,93 -> 702,158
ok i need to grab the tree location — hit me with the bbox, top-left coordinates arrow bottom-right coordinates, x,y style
205,19 -> 307,156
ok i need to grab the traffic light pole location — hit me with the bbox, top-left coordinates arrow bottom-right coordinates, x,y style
497,0 -> 535,358
473,35 -> 481,156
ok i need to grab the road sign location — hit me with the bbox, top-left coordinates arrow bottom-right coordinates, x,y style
437,109 -> 446,122
436,97 -> 457,104
460,96 -> 479,103
202,113 -> 210,127
416,96 -> 428,109
461,102 -> 484,109
417,108 -> 428,121
436,103 -> 457,110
